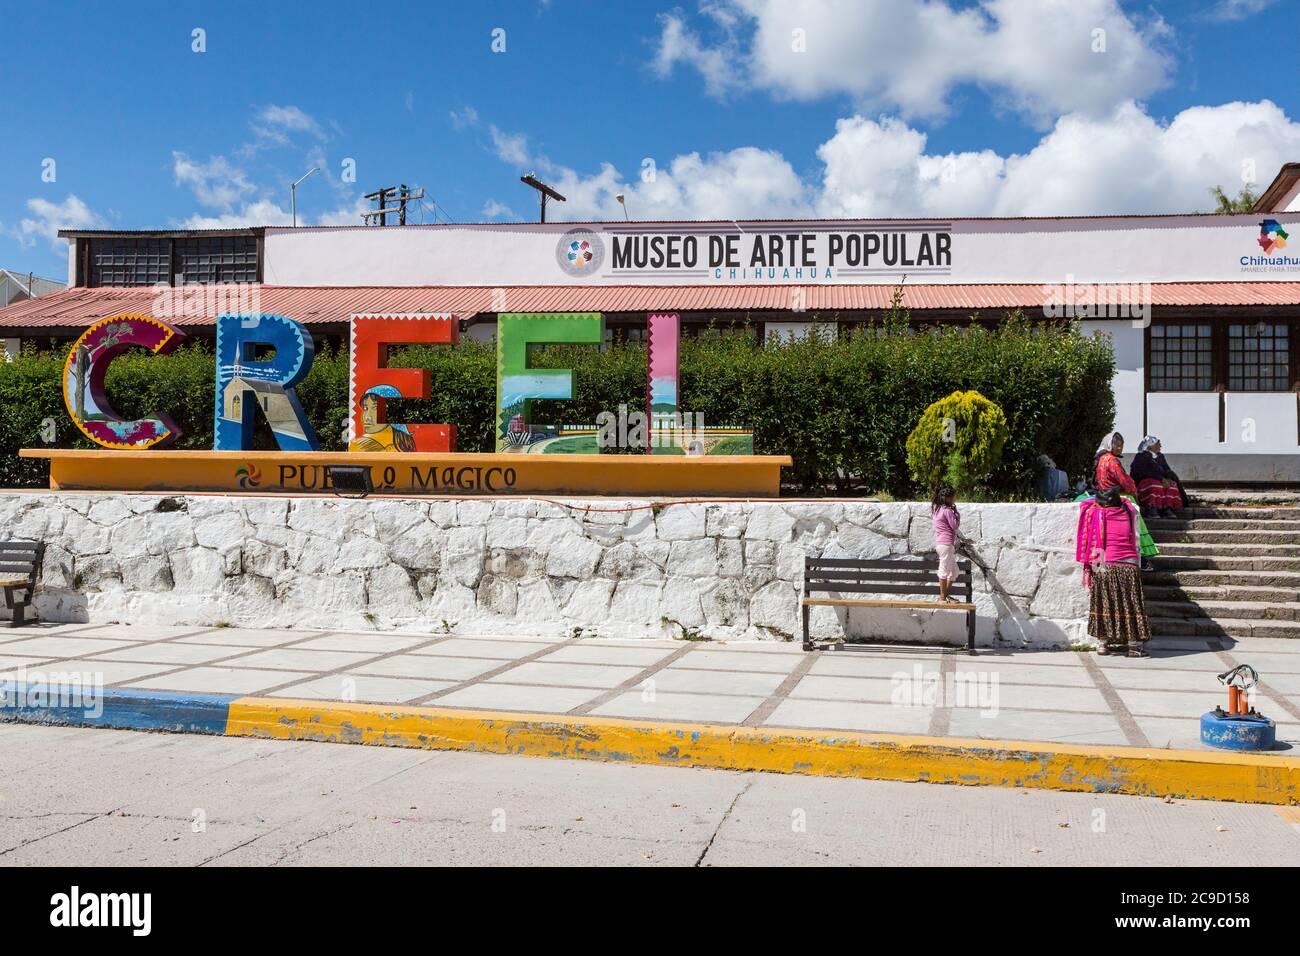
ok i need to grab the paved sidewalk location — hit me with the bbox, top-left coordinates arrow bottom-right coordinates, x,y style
2,624 -> 1297,753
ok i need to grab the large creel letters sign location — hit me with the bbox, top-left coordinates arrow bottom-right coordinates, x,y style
215,313 -> 319,452
349,313 -> 458,453
496,312 -> 604,452
33,307 -> 784,496
62,313 -> 186,449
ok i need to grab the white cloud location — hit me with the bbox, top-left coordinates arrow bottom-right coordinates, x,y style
169,135 -> 370,229
656,0 -> 1173,124
499,99 -> 1300,222
172,152 -> 256,210
178,191 -> 371,229
180,200 -> 293,229
817,99 -> 1300,217
489,125 -> 531,167
653,5 -> 743,98
314,195 -> 371,227
250,104 -> 327,146
1205,0 -> 1278,21
12,194 -> 107,250
450,106 -> 480,129
481,199 -> 519,220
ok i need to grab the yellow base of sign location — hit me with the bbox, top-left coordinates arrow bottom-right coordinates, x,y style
20,449 -> 792,497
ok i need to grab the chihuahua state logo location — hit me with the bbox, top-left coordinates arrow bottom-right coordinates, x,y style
1258,219 -> 1290,255
555,228 -> 605,278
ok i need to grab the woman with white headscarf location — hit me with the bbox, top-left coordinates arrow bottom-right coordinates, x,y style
1082,431 -> 1159,570
1130,436 -> 1184,518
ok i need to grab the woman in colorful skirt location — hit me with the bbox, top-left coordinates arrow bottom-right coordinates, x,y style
1091,431 -> 1158,571
1130,436 -> 1185,518
1076,487 -> 1152,657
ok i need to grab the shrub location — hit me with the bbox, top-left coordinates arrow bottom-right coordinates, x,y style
905,390 -> 1009,495
0,312 -> 1115,498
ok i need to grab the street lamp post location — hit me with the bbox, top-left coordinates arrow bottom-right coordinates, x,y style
290,167 -> 321,228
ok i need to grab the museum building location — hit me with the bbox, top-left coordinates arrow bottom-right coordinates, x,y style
2,162 -> 1299,481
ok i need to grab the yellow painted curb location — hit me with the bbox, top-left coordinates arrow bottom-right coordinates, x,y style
226,697 -> 1300,805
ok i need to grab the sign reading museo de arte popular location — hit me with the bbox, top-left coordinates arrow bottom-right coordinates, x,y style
555,225 -> 954,283
550,218 -> 1299,283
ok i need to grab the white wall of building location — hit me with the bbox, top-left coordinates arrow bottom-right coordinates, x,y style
1224,393 -> 1296,452
262,212 -> 1300,288
463,322 -> 496,344
1147,392 -> 1298,455
1282,182 -> 1300,212
1080,320 -> 1144,445
1147,393 -> 1221,452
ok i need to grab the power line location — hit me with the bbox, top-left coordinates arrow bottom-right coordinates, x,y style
418,197 -> 457,224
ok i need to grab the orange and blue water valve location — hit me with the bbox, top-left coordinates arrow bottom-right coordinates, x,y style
1200,664 -> 1276,751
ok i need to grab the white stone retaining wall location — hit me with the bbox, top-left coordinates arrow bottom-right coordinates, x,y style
0,494 -> 1090,648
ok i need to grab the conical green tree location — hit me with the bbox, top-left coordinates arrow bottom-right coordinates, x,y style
906,390 -> 1009,495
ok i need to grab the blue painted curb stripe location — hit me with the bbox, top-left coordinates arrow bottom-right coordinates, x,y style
0,682 -> 236,734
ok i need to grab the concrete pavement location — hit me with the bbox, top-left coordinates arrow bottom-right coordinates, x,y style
3,623 -> 1299,804
1,722 -> 1297,866
2,622 -> 1297,750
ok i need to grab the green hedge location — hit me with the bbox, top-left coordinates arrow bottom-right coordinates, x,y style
0,314 -> 1115,497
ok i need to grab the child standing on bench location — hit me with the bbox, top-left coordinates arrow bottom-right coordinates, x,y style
931,483 -> 961,603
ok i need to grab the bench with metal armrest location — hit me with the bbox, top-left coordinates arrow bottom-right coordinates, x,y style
801,556 -> 976,654
0,541 -> 43,628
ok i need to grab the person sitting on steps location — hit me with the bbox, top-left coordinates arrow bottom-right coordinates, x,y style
1130,436 -> 1186,519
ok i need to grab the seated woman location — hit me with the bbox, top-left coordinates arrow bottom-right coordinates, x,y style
1130,436 -> 1184,518
1076,487 -> 1152,657
1091,431 -> 1159,571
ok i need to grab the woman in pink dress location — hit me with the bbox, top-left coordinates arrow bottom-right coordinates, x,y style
1076,487 -> 1152,657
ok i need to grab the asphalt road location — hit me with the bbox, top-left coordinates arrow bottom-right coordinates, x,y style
0,723 -> 1296,866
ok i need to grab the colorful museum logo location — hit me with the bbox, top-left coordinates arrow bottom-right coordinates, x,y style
235,464 -> 262,488
555,229 -> 605,277
1258,219 -> 1290,255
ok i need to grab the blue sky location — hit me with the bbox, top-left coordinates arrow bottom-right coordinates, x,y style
2,0 -> 1298,278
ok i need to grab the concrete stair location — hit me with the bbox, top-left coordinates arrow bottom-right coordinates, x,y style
1147,503 -> 1300,639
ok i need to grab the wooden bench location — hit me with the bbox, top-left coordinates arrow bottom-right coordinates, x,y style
802,556 -> 977,654
0,541 -> 43,628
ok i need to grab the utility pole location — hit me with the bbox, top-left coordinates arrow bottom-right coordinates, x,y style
520,173 -> 566,223
363,184 -> 425,225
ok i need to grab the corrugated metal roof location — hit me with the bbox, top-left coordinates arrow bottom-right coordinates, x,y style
3,282 -> 1300,329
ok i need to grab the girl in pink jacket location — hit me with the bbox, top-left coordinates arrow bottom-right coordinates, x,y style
931,483 -> 961,602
